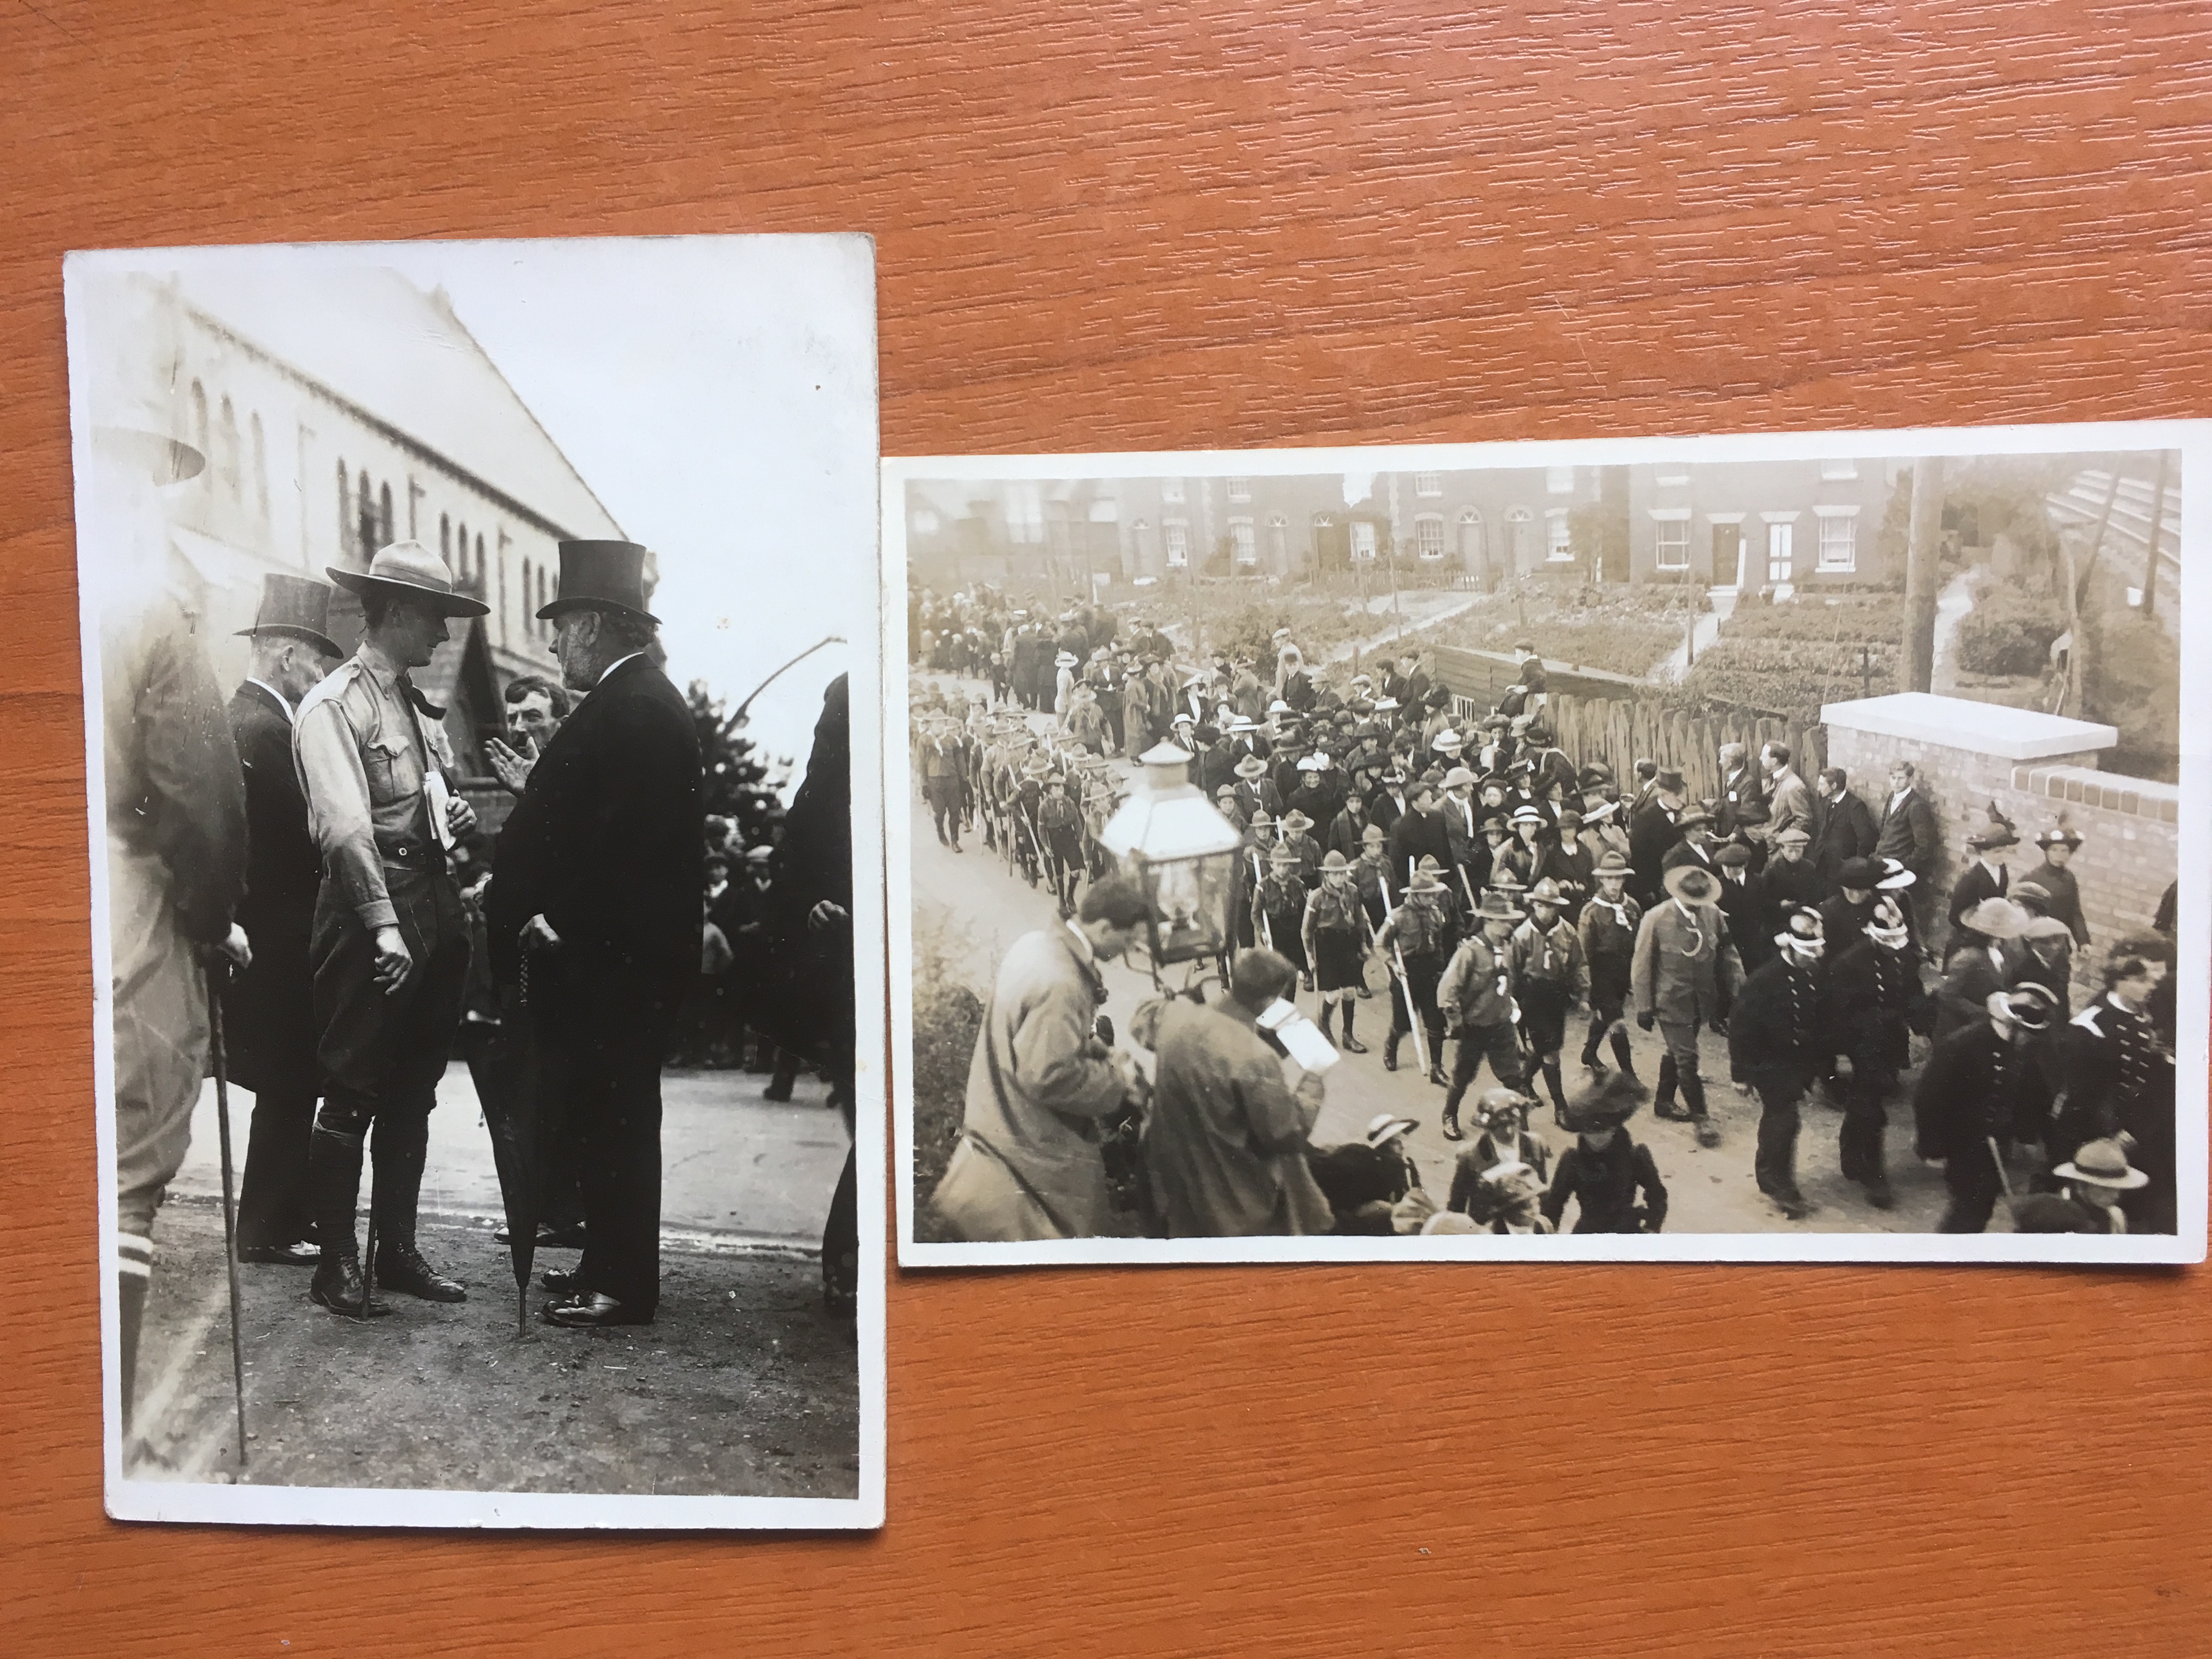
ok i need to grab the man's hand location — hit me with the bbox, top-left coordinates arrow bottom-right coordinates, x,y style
1636,1009 -> 1656,1032
521,913 -> 562,953
808,899 -> 849,934
1294,1068 -> 1327,1107
216,923 -> 252,970
486,738 -> 534,796
444,793 -> 478,838
372,925 -> 413,995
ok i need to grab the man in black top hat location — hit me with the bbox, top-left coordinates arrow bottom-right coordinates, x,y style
488,540 -> 704,1327
1627,766 -> 1686,905
223,574 -> 343,1263
296,541 -> 486,1316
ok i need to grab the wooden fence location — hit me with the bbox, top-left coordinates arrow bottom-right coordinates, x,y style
1542,693 -> 1827,808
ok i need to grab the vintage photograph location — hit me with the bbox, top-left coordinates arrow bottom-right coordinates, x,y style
887,427 -> 2205,1265
70,236 -> 884,1527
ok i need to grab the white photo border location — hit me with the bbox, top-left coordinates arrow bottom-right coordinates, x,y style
71,236 -> 887,1530
885,421 -> 2209,1270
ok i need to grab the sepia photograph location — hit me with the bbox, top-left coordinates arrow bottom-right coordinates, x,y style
887,427 -> 2206,1266
70,236 -> 883,1528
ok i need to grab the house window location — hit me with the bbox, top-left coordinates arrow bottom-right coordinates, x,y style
1161,479 -> 1185,504
1767,521 -> 1795,583
1545,508 -> 1573,562
1226,476 -> 1251,504
1163,518 -> 1189,568
1350,521 -> 1378,563
477,534 -> 488,597
1414,471 -> 1442,498
1655,517 -> 1691,570
1816,507 -> 1858,571
250,414 -> 268,519
379,482 -> 394,545
357,475 -> 378,557
1229,517 -> 1256,566
1820,459 -> 1860,481
1414,515 -> 1446,560
1267,513 -> 1289,567
218,397 -> 241,500
1546,465 -> 1574,495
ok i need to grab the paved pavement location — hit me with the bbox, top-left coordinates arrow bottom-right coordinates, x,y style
176,1062 -> 848,1251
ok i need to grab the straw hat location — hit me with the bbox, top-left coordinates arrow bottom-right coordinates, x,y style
1959,898 -> 2030,941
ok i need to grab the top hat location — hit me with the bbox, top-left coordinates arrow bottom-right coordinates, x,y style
236,572 -> 341,657
536,540 -> 658,625
1654,767 -> 1686,793
1663,864 -> 1723,904
2054,1138 -> 2150,1190
329,540 -> 489,618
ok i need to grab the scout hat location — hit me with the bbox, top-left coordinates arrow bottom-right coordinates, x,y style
2053,1138 -> 2150,1190
329,539 -> 489,618
540,539 -> 657,624
236,572 -> 341,657
1528,878 -> 1567,907
1663,864 -> 1723,904
1249,809 -> 1273,829
1481,814 -> 1510,837
1215,785 -> 1239,802
1417,854 -> 1446,874
1475,889 -> 1525,923
1363,1112 -> 1418,1147
1593,850 -> 1631,878
1321,849 -> 1352,873
1360,822 -> 1387,844
1959,897 -> 2030,941
1280,810 -> 1314,832
1406,867 -> 1447,894
1234,754 -> 1267,780
1268,843 -> 1302,866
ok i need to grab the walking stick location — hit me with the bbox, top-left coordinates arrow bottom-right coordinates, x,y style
204,967 -> 250,1470
1378,883 -> 1431,1077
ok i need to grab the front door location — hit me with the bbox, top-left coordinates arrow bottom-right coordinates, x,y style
1713,522 -> 1742,589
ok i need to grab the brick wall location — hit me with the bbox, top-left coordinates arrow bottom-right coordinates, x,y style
1826,726 -> 2176,995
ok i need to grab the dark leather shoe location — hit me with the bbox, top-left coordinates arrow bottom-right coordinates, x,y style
310,1256 -> 391,1317
375,1243 -> 467,1302
541,1267 -> 583,1294
240,1239 -> 321,1266
1340,1035 -> 1369,1054
541,1292 -> 651,1328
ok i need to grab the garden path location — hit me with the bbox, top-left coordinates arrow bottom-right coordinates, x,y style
1652,587 -> 1735,684
1929,567 -> 1978,695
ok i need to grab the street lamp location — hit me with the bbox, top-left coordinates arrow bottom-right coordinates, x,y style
1100,741 -> 1244,969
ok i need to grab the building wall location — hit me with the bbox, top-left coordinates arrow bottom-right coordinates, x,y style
1627,458 -> 1898,590
1826,723 -> 2175,995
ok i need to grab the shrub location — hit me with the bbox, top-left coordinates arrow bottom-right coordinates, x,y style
1673,639 -> 1899,721
1716,593 -> 1904,645
909,902 -> 986,1242
1954,583 -> 2066,678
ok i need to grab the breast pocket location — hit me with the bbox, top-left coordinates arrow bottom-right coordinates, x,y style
362,730 -> 413,802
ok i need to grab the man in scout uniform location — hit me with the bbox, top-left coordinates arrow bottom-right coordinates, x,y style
1277,809 -> 1324,889
1632,862 -> 1743,1149
1301,850 -> 1372,1053
1352,821 -> 1393,933
224,573 -> 343,1265
1510,878 -> 1587,1126
1037,773 -> 1086,914
1437,889 -> 1530,1143
295,540 -> 484,1317
1255,844 -> 1311,985
1577,849 -> 1642,1083
1375,864 -> 1454,1082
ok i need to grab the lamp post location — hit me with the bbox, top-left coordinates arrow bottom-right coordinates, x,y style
1100,742 -> 1244,983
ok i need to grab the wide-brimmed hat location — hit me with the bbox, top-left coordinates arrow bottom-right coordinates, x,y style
1674,806 -> 1715,832
1431,730 -> 1464,752
1578,764 -> 1615,789
328,539 -> 488,618
1363,1112 -> 1418,1147
1582,799 -> 1621,826
1966,803 -> 2018,851
1227,715 -> 1260,733
1279,810 -> 1314,832
1508,804 -> 1546,827
2023,915 -> 2074,943
1593,850 -> 1631,877
1234,754 -> 1267,780
1215,784 -> 1239,800
1487,867 -> 1526,895
1563,1071 -> 1646,1133
2054,1138 -> 2150,1190
1055,651 -> 1079,668
1321,849 -> 1351,873
1475,890 -> 1525,923
1417,854 -> 1446,874
1836,856 -> 1881,891
1406,868 -> 1447,894
1372,696 -> 1401,713
1875,859 -> 1917,890
1442,766 -> 1477,791
1360,822 -> 1387,843
1248,809 -> 1273,827
1664,864 -> 1723,904
1296,753 -> 1328,773
1267,698 -> 1293,715
236,572 -> 341,656
1987,983 -> 2059,1030
1528,878 -> 1567,906
538,539 -> 658,624
1480,814 -> 1510,836
2034,825 -> 2084,849
1960,897 -> 2030,941
1268,843 -> 1302,866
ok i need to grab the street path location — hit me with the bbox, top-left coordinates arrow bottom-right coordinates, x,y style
910,764 -> 1967,1235
1655,589 -> 1734,683
177,1063 -> 847,1250
1931,567 -> 1978,694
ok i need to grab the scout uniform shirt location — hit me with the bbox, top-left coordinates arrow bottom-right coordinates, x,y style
294,641 -> 456,928
1510,914 -> 1588,1001
1438,932 -> 1517,1029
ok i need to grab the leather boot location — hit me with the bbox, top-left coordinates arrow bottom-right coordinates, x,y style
1340,1000 -> 1367,1054
1610,1030 -> 1639,1081
1578,1023 -> 1604,1071
306,1126 -> 386,1316
1683,1074 -> 1721,1147
1542,1060 -> 1568,1120
1654,1053 -> 1689,1120
1383,1030 -> 1400,1072
1318,1002 -> 1335,1041
1440,1101 -> 1463,1141
376,1240 -> 467,1302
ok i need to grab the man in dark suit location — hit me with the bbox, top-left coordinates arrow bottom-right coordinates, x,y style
1810,766 -> 1878,885
1874,759 -> 1939,883
1627,766 -> 1686,906
222,575 -> 342,1265
489,541 -> 704,1328
1385,781 -> 1455,903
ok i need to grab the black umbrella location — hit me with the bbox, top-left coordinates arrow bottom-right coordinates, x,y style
478,967 -> 541,1338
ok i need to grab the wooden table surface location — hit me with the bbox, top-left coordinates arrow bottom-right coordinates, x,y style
6,4 -> 2207,1655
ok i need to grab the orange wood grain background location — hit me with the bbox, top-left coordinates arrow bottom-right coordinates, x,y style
6,3 -> 2208,1654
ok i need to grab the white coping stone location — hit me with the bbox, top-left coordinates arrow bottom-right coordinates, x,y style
1819,692 -> 2118,761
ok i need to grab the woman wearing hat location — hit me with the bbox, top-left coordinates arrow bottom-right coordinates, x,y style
1914,985 -> 2060,1233
1946,805 -> 2018,934
1448,1090 -> 1553,1213
2021,825 -> 2091,947
1436,890 -> 1531,1141
1306,1113 -> 1423,1234
1932,897 -> 2030,1044
1539,1073 -> 1668,1234
1302,851 -> 1374,1052
1630,863 -> 1744,1149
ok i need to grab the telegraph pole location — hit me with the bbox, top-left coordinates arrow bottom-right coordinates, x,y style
1902,458 -> 1945,693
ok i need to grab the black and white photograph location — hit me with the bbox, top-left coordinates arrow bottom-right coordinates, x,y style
887,427 -> 2206,1266
70,236 -> 884,1528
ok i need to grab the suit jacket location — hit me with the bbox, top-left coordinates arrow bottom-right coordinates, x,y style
1627,798 -> 1681,902
1932,942 -> 2013,1045
1386,809 -> 1454,899
1948,859 -> 2010,929
1914,1020 -> 2053,1160
1810,789 -> 1878,881
221,681 -> 323,1094
1764,769 -> 1812,838
487,656 -> 703,996
1876,785 -> 1939,876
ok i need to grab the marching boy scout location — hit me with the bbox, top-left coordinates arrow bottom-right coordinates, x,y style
296,541 -> 484,1317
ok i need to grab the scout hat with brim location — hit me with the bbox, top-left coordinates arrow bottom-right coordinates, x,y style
329,539 -> 489,618
538,539 -> 657,625
1279,810 -> 1314,832
1593,850 -> 1631,877
2054,1138 -> 2150,1190
1321,849 -> 1352,872
1960,897 -> 2030,941
1475,890 -> 1525,923
1406,868 -> 1448,894
1234,754 -> 1268,780
237,572 -> 341,657
1663,864 -> 1723,904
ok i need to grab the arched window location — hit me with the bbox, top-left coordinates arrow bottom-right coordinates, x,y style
358,473 -> 377,559
336,460 -> 351,556
250,413 -> 267,519
217,397 -> 240,500
190,381 -> 210,484
379,481 -> 394,546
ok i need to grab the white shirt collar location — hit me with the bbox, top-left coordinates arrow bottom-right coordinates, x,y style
246,678 -> 296,723
1063,919 -> 1096,964
599,651 -> 647,686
